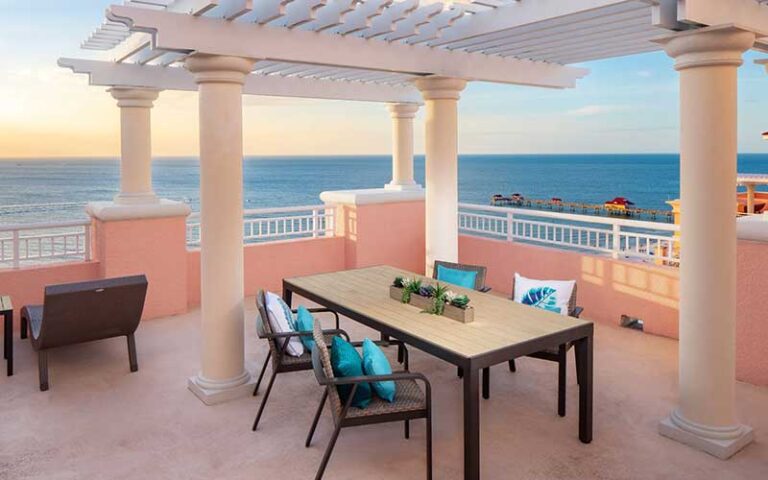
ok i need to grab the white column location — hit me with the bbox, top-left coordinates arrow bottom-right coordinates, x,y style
109,88 -> 160,205
185,54 -> 256,405
657,26 -> 754,459
414,76 -> 466,276
385,103 -> 421,191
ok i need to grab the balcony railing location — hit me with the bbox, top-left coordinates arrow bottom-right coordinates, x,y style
459,203 -> 680,265
0,220 -> 92,269
186,205 -> 334,247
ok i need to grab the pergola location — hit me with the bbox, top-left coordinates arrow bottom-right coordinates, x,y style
61,0 -> 768,475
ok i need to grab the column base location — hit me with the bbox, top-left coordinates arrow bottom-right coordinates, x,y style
659,409 -> 754,459
114,192 -> 160,205
187,370 -> 254,406
385,182 -> 423,192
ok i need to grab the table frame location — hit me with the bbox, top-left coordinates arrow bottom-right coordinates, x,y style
2,297 -> 13,376
283,275 -> 593,480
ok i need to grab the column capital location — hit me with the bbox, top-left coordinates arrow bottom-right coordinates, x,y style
413,76 -> 467,101
185,54 -> 257,85
387,103 -> 419,119
108,87 -> 160,108
655,26 -> 755,71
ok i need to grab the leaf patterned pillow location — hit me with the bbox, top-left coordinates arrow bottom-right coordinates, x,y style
513,273 -> 575,316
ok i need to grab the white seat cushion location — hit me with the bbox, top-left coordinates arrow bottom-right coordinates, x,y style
513,273 -> 575,316
265,291 -> 304,357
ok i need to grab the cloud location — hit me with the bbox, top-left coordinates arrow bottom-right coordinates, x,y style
566,104 -> 630,116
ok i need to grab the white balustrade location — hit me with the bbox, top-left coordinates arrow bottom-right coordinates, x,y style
0,220 -> 92,268
459,203 -> 680,265
186,205 -> 334,246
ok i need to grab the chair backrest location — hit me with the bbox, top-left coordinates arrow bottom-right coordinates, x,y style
432,260 -> 488,291
510,277 -> 578,317
256,290 -> 281,363
37,275 -> 148,350
311,319 -> 342,422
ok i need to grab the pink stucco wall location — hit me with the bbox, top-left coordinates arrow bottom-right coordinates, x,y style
0,261 -> 101,321
736,239 -> 768,386
334,201 -> 425,274
186,237 -> 346,307
459,235 -> 681,337
94,216 -> 189,320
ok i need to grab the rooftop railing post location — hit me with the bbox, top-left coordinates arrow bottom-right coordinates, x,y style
84,224 -> 92,261
611,223 -> 621,259
506,212 -> 514,242
312,208 -> 319,238
12,230 -> 20,269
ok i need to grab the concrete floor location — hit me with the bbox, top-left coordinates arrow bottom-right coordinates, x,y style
1,298 -> 766,480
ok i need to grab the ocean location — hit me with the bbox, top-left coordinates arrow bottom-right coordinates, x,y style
1,153 -> 767,224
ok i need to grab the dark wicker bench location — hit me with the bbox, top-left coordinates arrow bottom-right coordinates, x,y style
20,275 -> 148,391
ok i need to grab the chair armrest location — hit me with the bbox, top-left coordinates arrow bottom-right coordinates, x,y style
291,307 -> 340,329
330,371 -> 431,405
570,306 -> 584,319
479,286 -> 492,293
258,328 -> 349,342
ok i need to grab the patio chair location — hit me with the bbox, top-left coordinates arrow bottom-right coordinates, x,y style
432,260 -> 491,293
306,319 -> 431,480
251,290 -> 408,431
19,275 -> 148,391
486,279 -> 584,416
431,260 -> 491,380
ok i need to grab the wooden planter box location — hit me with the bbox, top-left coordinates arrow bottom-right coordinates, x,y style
389,286 -> 474,324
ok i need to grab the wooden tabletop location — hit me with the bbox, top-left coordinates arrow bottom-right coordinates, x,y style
0,296 -> 11,313
285,265 -> 592,360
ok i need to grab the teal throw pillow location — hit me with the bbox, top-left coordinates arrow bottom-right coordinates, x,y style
330,336 -> 372,409
436,265 -> 478,289
362,338 -> 396,403
295,306 -> 315,351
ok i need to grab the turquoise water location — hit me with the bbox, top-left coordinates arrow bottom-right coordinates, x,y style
0,154 -> 767,223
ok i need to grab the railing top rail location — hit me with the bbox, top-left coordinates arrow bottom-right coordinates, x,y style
0,219 -> 91,233
459,202 -> 679,232
187,204 -> 328,221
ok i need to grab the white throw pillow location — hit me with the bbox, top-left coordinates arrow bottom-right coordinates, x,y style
513,273 -> 575,316
265,291 -> 304,357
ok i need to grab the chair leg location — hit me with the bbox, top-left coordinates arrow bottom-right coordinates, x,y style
127,334 -> 138,372
558,345 -> 567,417
20,315 -> 28,340
253,353 -> 271,396
397,344 -> 404,364
457,366 -> 463,378
315,422 -> 343,480
574,347 -> 581,386
482,367 -> 490,400
426,410 -> 433,480
508,359 -> 516,372
306,390 -> 328,447
252,369 -> 278,431
38,351 -> 49,391
404,420 -> 410,439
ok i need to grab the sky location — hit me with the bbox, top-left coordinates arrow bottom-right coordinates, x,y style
2,0 -> 768,158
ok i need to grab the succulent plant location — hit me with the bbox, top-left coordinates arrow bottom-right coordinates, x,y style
400,277 -> 422,303
393,276 -> 404,288
450,294 -> 471,309
418,285 -> 435,298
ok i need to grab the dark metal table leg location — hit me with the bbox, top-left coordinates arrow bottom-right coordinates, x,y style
282,285 -> 294,307
463,364 -> 480,480
5,312 -> 13,376
575,333 -> 593,443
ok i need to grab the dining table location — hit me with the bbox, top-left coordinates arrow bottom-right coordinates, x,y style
283,265 -> 594,480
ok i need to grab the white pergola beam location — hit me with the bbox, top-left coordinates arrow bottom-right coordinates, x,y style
428,0 -> 656,47
676,0 -> 768,36
106,5 -> 588,88
58,58 -> 423,104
